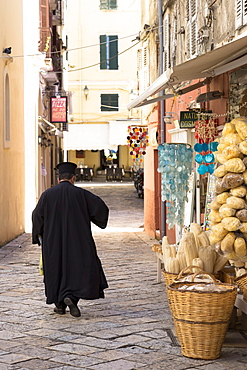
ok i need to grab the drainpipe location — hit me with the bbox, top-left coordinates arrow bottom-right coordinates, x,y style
158,0 -> 166,238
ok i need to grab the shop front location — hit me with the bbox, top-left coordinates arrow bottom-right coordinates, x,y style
65,119 -> 140,177
128,33 -> 247,242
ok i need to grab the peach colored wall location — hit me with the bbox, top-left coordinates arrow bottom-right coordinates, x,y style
144,107 -> 159,238
0,0 -> 25,245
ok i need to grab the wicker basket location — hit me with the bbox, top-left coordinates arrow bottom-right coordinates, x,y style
162,270 -> 178,287
167,271 -> 237,359
235,273 -> 247,291
162,265 -> 203,288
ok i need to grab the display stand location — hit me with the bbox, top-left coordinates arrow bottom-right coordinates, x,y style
204,173 -> 217,230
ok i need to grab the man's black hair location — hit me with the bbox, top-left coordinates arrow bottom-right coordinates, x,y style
59,172 -> 74,180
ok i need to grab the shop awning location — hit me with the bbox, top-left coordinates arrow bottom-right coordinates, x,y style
67,120 -> 140,151
67,123 -> 118,151
128,34 -> 247,109
109,119 -> 140,146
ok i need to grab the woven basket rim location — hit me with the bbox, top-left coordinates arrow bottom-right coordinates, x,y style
235,272 -> 247,282
162,269 -> 178,276
168,281 -> 237,294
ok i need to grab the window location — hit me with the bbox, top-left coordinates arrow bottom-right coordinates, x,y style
100,0 -> 117,10
137,45 -> 149,93
4,73 -> 10,148
186,0 -> 197,59
100,35 -> 118,70
236,0 -> 247,29
101,94 -> 119,111
163,13 -> 170,71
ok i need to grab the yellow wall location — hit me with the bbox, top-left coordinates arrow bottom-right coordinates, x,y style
119,146 -> 132,170
69,145 -> 133,173
0,0 -> 25,245
68,150 -> 101,171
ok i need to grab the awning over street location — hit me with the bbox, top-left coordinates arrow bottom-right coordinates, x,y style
128,34 -> 247,109
67,123 -> 116,151
67,120 -> 141,151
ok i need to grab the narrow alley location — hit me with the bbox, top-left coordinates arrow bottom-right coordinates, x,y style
0,183 -> 246,369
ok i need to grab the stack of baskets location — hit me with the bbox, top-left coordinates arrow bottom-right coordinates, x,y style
167,271 -> 237,360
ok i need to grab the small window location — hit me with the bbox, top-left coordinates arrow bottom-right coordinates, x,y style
100,35 -> 118,70
100,0 -> 117,10
101,94 -> 119,111
236,0 -> 247,29
186,0 -> 197,58
4,73 -> 10,148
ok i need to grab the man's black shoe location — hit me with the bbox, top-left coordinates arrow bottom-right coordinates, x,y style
54,307 -> 66,315
64,297 -> 81,317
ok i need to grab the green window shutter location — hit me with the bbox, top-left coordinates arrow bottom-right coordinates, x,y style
109,35 -> 118,70
100,0 -> 108,9
110,94 -> 118,110
100,35 -> 107,69
101,94 -> 118,111
109,0 -> 117,9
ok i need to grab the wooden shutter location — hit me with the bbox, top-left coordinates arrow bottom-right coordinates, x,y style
100,35 -> 107,69
137,46 -> 148,92
100,0 -> 108,9
186,0 -> 197,59
143,46 -> 149,90
39,0 -> 50,53
101,94 -> 118,111
243,0 -> 247,25
190,0 -> 197,57
236,0 -> 243,28
109,35 -> 118,69
163,13 -> 170,71
100,0 -> 117,10
109,0 -> 117,9
110,94 -> 118,110
137,49 -> 142,90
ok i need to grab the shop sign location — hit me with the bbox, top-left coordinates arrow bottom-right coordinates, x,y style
50,96 -> 68,123
179,111 -> 198,129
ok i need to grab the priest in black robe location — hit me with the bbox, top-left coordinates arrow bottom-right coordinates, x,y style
32,162 -> 109,317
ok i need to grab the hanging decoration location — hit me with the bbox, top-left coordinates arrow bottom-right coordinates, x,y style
194,141 -> 219,175
158,143 -> 193,229
127,126 -> 149,162
194,115 -> 218,143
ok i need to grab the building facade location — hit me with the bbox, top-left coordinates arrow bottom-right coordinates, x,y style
65,0 -> 141,172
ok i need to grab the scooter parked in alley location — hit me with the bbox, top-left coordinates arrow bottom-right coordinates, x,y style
134,168 -> 144,198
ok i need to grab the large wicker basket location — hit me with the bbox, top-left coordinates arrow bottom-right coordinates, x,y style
167,271 -> 237,360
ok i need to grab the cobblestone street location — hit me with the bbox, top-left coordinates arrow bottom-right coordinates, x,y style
0,182 -> 247,369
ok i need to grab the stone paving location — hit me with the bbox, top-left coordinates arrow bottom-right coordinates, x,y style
0,181 -> 247,369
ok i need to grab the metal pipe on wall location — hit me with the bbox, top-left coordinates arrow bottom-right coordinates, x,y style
158,0 -> 166,238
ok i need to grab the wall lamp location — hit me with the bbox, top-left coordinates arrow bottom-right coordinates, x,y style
164,112 -> 179,125
84,85 -> 89,100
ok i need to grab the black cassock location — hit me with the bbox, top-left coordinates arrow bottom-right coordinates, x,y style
32,181 -> 109,304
